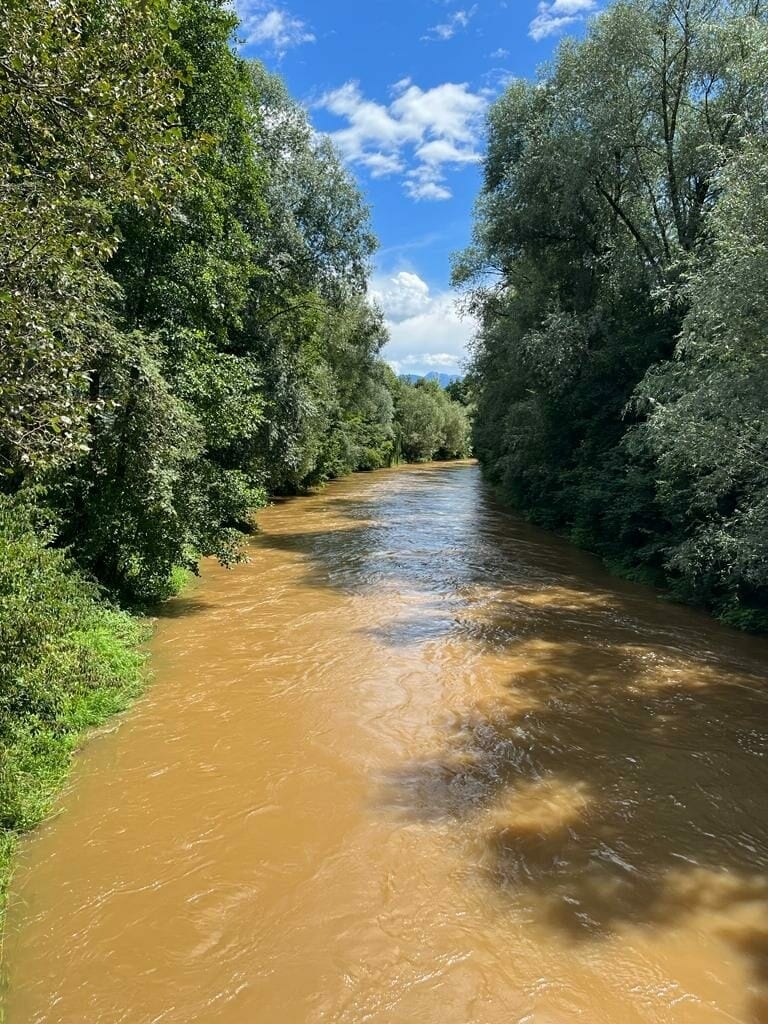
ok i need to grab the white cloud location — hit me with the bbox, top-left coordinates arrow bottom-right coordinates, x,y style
371,271 -> 431,319
529,0 -> 596,40
235,2 -> 315,56
416,138 -> 481,166
403,352 -> 463,368
370,271 -> 477,373
391,81 -> 483,142
360,152 -> 406,177
405,179 -> 453,201
317,80 -> 487,201
490,47 -> 510,59
424,5 -> 479,41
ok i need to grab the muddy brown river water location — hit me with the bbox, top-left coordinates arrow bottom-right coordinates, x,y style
4,462 -> 768,1023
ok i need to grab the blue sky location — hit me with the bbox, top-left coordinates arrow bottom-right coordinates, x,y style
235,0 -> 595,375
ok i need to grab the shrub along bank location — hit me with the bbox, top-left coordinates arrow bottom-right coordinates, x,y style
0,496 -> 147,917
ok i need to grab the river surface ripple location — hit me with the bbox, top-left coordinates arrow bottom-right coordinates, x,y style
5,462 -> 768,1023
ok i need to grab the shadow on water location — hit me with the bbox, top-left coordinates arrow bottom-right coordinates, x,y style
378,624 -> 768,1022
151,596 -> 214,619
255,465 -> 768,1020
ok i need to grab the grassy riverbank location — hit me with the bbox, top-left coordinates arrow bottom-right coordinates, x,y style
0,497 -> 148,923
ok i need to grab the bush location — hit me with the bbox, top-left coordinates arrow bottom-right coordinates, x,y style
0,494 -> 147,919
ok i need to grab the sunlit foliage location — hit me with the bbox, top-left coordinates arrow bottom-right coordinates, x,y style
458,0 -> 768,627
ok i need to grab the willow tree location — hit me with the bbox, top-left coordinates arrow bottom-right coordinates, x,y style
0,0 -> 186,478
631,137 -> 768,624
243,63 -> 388,493
457,0 -> 768,621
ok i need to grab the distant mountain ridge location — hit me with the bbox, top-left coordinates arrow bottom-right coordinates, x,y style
400,371 -> 463,387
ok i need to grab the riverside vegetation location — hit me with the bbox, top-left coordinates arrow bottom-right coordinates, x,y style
457,0 -> 768,631
3,0 -> 767,936
0,0 -> 470,915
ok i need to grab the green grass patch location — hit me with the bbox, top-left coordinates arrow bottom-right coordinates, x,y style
0,495 -> 149,928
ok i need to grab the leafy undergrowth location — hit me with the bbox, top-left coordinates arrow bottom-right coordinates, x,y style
0,496 -> 150,927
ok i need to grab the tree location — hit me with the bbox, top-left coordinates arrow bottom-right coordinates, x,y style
631,137 -> 768,625
48,0 -> 267,600
0,0 -> 186,479
457,0 -> 768,623
393,378 -> 471,462
240,63 -> 383,493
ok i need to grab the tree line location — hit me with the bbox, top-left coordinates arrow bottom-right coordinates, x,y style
1,0 -> 470,605
458,0 -> 768,630
0,0 -> 469,907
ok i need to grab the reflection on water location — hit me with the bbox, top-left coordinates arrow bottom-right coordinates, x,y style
4,462 -> 768,1023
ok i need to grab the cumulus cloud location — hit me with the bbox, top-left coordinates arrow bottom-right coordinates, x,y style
424,5 -> 478,41
359,152 -> 405,177
371,271 -> 431,319
370,271 -> 476,373
235,1 -> 315,56
529,0 -> 596,40
317,79 -> 487,201
402,352 -> 463,369
405,179 -> 453,201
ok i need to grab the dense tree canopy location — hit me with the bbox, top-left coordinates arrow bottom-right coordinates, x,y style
394,376 -> 472,463
0,0 -> 470,604
0,0 -> 186,477
457,0 -> 768,627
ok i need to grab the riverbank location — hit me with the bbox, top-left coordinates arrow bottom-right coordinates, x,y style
478,466 -> 768,635
0,499 -> 151,925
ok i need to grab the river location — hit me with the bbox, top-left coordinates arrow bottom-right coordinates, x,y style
4,462 -> 768,1023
